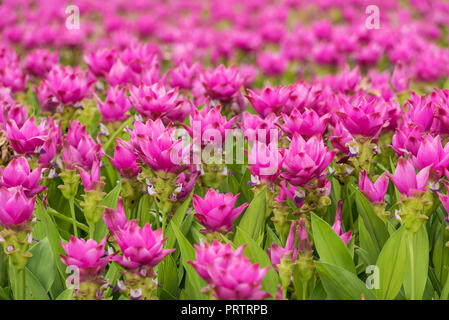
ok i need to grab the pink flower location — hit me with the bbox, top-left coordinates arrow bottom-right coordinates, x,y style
44,66 -> 92,106
281,108 -> 330,139
392,124 -> 422,157
359,170 -> 389,203
112,222 -> 174,271
103,197 -> 127,235
412,135 -> 449,180
84,48 -> 116,78
23,49 -> 58,77
256,51 -> 288,76
5,117 -> 47,155
129,82 -> 179,120
267,221 -> 297,270
0,186 -> 36,229
246,86 -> 291,117
192,189 -> 248,233
169,61 -> 198,90
109,139 -> 140,178
189,241 -> 270,300
403,93 -> 435,132
240,112 -> 280,145
202,65 -> 243,103
96,86 -> 131,123
329,120 -> 354,154
130,119 -> 188,173
282,134 -> 336,186
106,59 -> 139,86
0,157 -> 46,197
247,142 -> 284,183
389,157 -> 430,197
77,157 -> 102,191
332,200 -> 352,245
60,236 -> 110,280
391,64 -> 410,92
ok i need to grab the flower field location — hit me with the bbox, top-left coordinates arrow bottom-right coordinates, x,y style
0,0 -> 449,301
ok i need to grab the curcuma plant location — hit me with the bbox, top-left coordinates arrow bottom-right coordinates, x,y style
2,0 -> 449,302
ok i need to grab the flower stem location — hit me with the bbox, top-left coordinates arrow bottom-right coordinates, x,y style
69,198 -> 78,237
407,232 -> 415,300
14,267 -> 25,300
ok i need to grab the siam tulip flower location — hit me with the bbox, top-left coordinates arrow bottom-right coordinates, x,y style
35,80 -> 59,113
247,142 -> 284,184
60,236 -> 110,281
239,64 -> 258,87
284,82 -> 323,114
185,104 -> 236,147
168,61 -> 198,90
129,82 -> 179,120
0,65 -> 28,92
164,99 -> 193,123
130,119 -> 189,174
267,221 -> 297,271
175,171 -> 198,202
201,65 -> 243,103
329,120 -> 354,154
44,66 -> 92,106
246,86 -> 291,117
68,133 -> 104,170
391,64 -> 410,92
189,241 -> 270,300
432,89 -> 449,135
106,59 -> 139,86
23,49 -> 58,77
77,158 -> 102,191
83,48 -> 115,78
0,157 -> 46,197
112,222 -> 174,272
282,134 -> 336,187
119,43 -> 160,74
103,196 -> 127,235
403,93 -> 435,132
332,200 -> 352,245
240,112 -> 280,144
0,186 -> 35,229
96,86 -> 131,123
109,139 -> 140,178
336,95 -> 388,138
281,108 -> 331,139
391,123 -> 422,157
389,157 -> 430,197
192,188 -> 248,233
5,117 -> 47,155
0,101 -> 27,129
256,51 -> 288,77
359,170 -> 389,203
412,135 -> 449,180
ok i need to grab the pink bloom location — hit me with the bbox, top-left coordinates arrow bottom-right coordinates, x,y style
169,61 -> 198,90
0,186 -> 36,229
391,123 -> 422,157
240,112 -> 280,145
5,117 -> 47,155
35,80 -> 59,113
189,241 -> 270,300
129,82 -> 179,120
282,134 -> 336,186
0,157 -> 46,197
109,139 -> 140,178
403,93 -> 435,132
77,158 -> 102,191
267,221 -> 297,271
103,197 -> 127,235
256,51 -> 288,76
23,49 -> 58,77
60,236 -> 110,280
359,170 -> 389,203
176,172 -> 198,202
389,157 -> 430,197
247,142 -> 284,183
281,108 -> 330,139
329,120 -> 354,154
112,222 -> 174,271
412,135 -> 449,180
246,86 -> 291,117
130,119 -> 189,173
202,65 -> 243,103
84,48 -> 115,78
96,86 -> 131,123
332,200 -> 352,245
192,189 -> 248,233
391,64 -> 410,92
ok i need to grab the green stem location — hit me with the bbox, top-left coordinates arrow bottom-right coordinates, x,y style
88,223 -> 95,240
407,232 -> 415,300
14,267 -> 25,300
47,208 -> 89,232
69,198 -> 78,237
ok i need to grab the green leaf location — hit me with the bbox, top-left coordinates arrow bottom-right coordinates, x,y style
170,221 -> 207,299
358,217 -> 378,265
354,187 -> 389,258
403,227 -> 429,300
373,225 -> 408,300
311,213 -> 356,274
233,227 -> 279,297
432,224 -> 449,285
165,192 -> 193,249
316,262 -> 377,300
55,289 -> 74,300
158,254 -> 179,300
27,238 -> 55,292
235,188 -> 266,242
